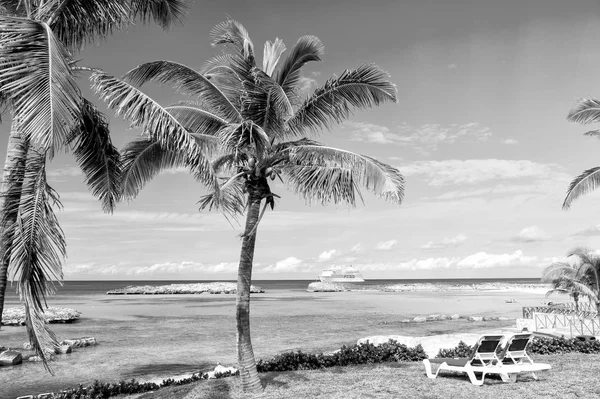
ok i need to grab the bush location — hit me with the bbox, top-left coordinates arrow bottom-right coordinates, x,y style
435,340 -> 473,358
530,337 -> 600,355
256,340 -> 426,373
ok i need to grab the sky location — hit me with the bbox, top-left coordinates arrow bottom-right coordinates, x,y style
4,0 -> 600,280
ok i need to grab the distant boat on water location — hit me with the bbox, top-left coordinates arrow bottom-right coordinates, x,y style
318,266 -> 365,283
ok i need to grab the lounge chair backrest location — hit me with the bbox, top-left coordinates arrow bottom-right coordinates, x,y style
502,333 -> 534,364
470,335 -> 504,365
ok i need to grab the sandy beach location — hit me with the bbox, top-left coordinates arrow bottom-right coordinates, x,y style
0,283 -> 548,398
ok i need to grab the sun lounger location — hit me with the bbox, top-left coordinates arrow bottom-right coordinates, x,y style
423,333 -> 551,385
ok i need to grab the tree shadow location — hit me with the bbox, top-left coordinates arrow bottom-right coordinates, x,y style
204,379 -> 232,399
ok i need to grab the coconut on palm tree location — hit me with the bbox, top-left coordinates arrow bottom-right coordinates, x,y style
542,247 -> 600,313
0,0 -> 190,367
91,19 -> 403,392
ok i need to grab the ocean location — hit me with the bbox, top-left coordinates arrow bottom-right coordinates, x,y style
0,278 -> 545,398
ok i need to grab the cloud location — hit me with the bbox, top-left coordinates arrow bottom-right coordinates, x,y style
502,138 -> 519,145
47,166 -> 83,180
573,224 -> 600,236
398,159 -> 564,186
260,257 -> 303,273
298,76 -> 318,92
375,240 -> 397,251
354,250 -> 541,271
447,63 -> 458,69
421,234 -> 467,250
350,243 -> 364,253
64,261 -> 240,276
515,226 -> 548,242
318,249 -> 339,262
347,121 -> 492,153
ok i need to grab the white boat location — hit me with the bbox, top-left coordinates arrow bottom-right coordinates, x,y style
318,267 -> 365,283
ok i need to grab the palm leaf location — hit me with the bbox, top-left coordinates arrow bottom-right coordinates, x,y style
129,0 -> 188,29
68,98 -> 121,213
210,18 -> 255,61
284,144 -> 404,205
563,167 -> 600,209
274,35 -> 323,100
124,60 -> 242,122
198,175 -> 246,221
220,120 -> 270,157
263,38 -> 286,77
541,262 -> 577,282
567,98 -> 600,124
90,71 -> 213,158
165,105 -> 230,135
120,138 -> 211,200
45,0 -> 131,51
8,149 -> 65,370
583,130 -> 600,138
248,68 -> 293,132
286,64 -> 397,139
0,16 -> 81,155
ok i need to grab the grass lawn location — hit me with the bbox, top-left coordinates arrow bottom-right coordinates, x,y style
118,353 -> 600,399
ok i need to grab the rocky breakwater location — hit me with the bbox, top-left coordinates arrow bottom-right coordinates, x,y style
107,282 -> 265,295
0,337 -> 97,367
1,307 -> 80,326
307,282 -> 352,292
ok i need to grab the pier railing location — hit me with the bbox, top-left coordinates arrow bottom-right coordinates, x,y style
533,312 -> 600,337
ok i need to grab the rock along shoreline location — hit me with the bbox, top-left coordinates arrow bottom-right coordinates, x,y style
107,282 -> 265,295
307,281 -> 546,293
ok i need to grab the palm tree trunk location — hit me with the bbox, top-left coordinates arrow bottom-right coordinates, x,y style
236,192 -> 263,393
0,124 -> 29,329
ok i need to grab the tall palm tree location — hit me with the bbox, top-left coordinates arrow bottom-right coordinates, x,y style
0,0 -> 190,368
563,98 -> 600,208
91,19 -> 403,392
542,247 -> 600,313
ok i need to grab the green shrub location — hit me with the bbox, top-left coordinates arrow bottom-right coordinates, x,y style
256,340 -> 427,373
530,337 -> 600,355
435,340 -> 473,358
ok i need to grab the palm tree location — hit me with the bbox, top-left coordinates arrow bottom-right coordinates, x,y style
542,247 -> 600,313
563,98 -> 600,208
91,19 -> 403,392
0,0 -> 190,367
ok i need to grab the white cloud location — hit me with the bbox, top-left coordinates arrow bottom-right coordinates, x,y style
447,63 -> 458,69
260,257 -> 303,273
421,234 -> 467,250
516,226 -> 548,242
47,166 -> 83,179
573,224 -> 600,237
398,159 -> 564,186
317,249 -> 339,262
298,76 -> 318,92
355,250 -> 540,271
347,121 -> 492,153
502,138 -> 519,145
350,243 -> 364,253
375,240 -> 397,251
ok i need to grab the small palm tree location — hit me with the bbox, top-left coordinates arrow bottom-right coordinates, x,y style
0,0 -> 189,367
91,19 -> 403,392
542,247 -> 600,313
563,98 -> 600,208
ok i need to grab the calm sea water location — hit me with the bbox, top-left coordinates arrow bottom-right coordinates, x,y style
4,278 -> 542,298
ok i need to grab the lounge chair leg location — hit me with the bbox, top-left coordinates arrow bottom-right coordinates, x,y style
466,370 -> 484,386
423,359 -> 436,379
530,372 -> 538,380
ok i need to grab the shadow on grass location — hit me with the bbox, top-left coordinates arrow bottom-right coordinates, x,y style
204,379 -> 232,399
125,362 -> 214,379
261,370 -> 312,389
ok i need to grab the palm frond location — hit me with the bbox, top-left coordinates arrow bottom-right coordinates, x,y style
263,38 -> 286,77
583,130 -> 600,138
90,70 -> 210,158
120,138 -> 212,200
274,35 -> 323,100
8,149 -> 65,370
124,60 -> 242,122
567,98 -> 600,124
284,144 -> 404,205
286,64 -> 397,139
165,105 -> 229,135
541,262 -> 576,282
248,68 -> 293,132
198,175 -> 246,221
220,121 -> 270,158
0,17 -> 81,155
129,0 -> 188,29
45,0 -> 130,51
563,167 -> 600,209
210,18 -> 255,61
68,98 -> 121,213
